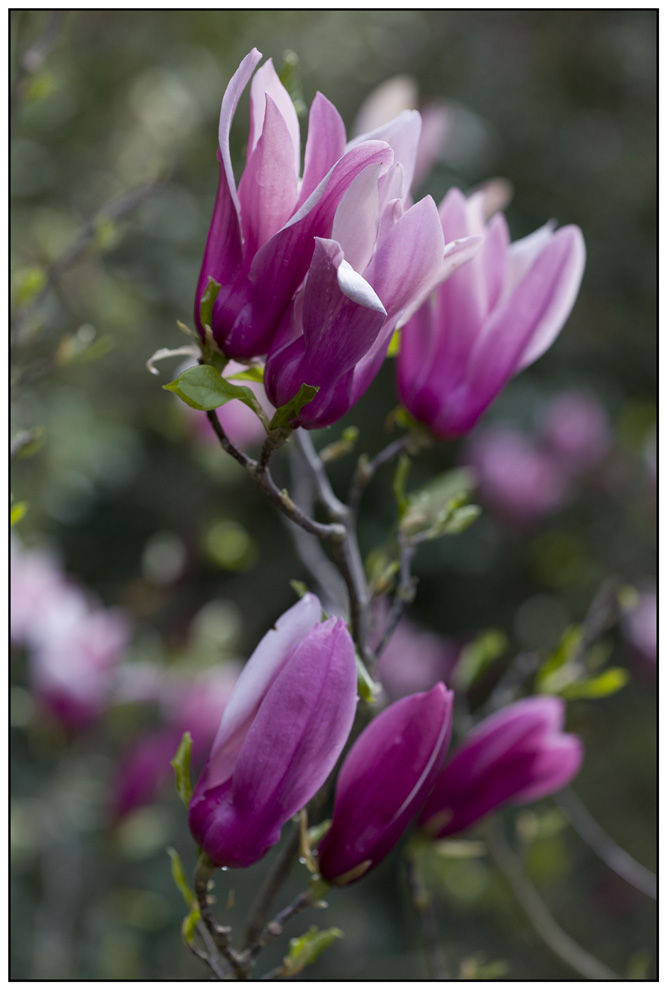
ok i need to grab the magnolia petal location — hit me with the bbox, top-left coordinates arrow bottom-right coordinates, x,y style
206,594 -> 322,788
247,58 -> 300,175
298,92 -> 347,208
331,163 -> 381,274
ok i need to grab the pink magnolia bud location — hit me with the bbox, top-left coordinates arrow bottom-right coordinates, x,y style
419,696 -> 583,839
317,684 -> 454,885
188,595 -> 357,868
397,187 -> 586,437
195,49 -> 394,360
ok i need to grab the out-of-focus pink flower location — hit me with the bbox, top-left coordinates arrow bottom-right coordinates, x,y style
465,424 -> 571,525
189,595 -> 357,868
419,697 -> 583,839
195,49 -> 396,360
622,588 -> 657,671
539,389 -> 611,473
11,541 -> 129,730
397,187 -> 586,438
264,160 -> 479,428
111,663 -> 242,820
376,614 -> 459,699
317,684 -> 454,885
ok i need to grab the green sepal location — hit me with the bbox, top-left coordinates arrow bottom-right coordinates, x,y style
199,277 -> 222,332
282,926 -> 343,978
269,383 -> 319,431
164,365 -> 267,426
386,327 -> 401,358
290,579 -> 309,600
170,731 -> 193,808
356,652 -> 380,703
167,846 -> 195,908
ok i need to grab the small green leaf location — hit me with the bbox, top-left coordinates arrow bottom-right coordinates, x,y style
170,732 -> 193,808
283,926 -> 343,977
269,383 -> 319,430
199,277 -> 222,331
400,468 -> 478,539
10,502 -> 28,526
167,847 -> 195,908
455,629 -> 508,690
226,365 -> 264,384
14,266 -> 47,307
392,453 -> 411,518
164,365 -> 266,425
307,819 -> 332,847
560,667 -> 630,700
182,904 -> 202,945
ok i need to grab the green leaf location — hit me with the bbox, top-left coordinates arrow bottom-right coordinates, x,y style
306,819 -> 332,847
392,453 -> 411,518
167,847 -> 195,908
170,732 -> 193,807
290,580 -> 309,600
164,365 -> 266,424
10,502 -> 28,526
283,926 -> 343,977
400,468 -> 478,539
269,383 -> 319,430
386,327 -> 401,358
182,904 -> 202,945
560,667 -> 630,700
199,277 -> 222,331
14,265 -> 47,307
226,365 -> 264,384
454,629 -> 508,690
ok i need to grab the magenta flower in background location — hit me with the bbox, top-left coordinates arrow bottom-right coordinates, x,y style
622,588 -> 657,672
538,388 -> 611,473
188,595 -> 357,868
419,696 -> 583,839
317,684 -> 454,885
195,48 -> 396,360
111,664 -> 242,821
11,540 -> 128,730
375,613 -> 460,700
397,187 -> 586,438
465,424 -> 571,525
264,165 -> 479,429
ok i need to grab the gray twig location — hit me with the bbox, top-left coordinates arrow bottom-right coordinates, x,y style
405,850 -> 449,979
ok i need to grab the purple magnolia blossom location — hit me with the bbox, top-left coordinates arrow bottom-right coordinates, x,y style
419,696 -> 583,839
465,424 -> 571,525
397,187 -> 586,437
188,595 -> 357,868
317,683 -> 454,885
264,165 -> 479,429
195,49 -> 397,360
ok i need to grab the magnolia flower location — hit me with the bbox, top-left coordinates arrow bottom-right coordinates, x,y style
188,595 -> 357,868
264,164 -> 479,429
195,48 -> 395,360
465,424 -> 570,524
419,696 -> 583,839
538,389 -> 611,473
317,684 -> 454,885
397,187 -> 586,437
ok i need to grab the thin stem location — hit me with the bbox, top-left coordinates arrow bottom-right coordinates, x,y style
405,851 -> 449,979
194,853 -> 247,979
206,410 -> 345,544
331,532 -> 371,660
555,787 -> 656,900
485,820 -> 620,980
348,434 -> 414,517
294,430 -> 348,522
371,533 -> 417,664
242,822 -> 302,951
250,890 -> 316,958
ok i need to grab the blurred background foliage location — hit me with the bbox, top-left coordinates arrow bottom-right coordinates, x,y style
11,9 -> 656,980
